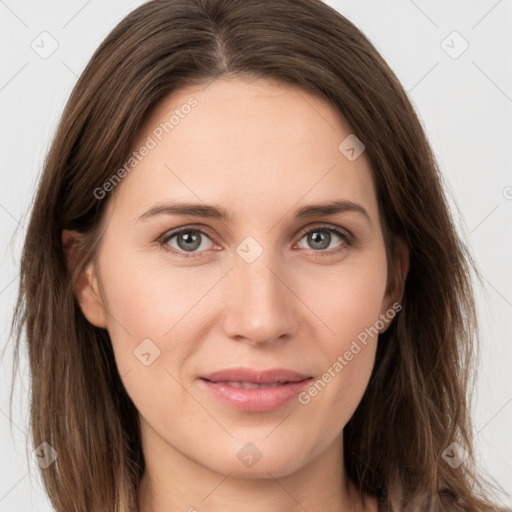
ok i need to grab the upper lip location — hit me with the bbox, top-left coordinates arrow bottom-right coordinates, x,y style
200,367 -> 311,384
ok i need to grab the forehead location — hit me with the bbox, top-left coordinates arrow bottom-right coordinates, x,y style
107,77 -> 379,227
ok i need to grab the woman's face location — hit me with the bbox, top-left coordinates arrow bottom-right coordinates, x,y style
75,77 -> 404,479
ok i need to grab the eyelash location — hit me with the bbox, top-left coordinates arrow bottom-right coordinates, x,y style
157,223 -> 353,260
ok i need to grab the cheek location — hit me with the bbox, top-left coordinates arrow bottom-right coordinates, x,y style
99,254 -> 197,429
302,306 -> 380,440
311,252 -> 388,345
308,348 -> 376,446
300,252 -> 386,416
97,250 -> 193,374
101,247 -> 212,337
98,247 -> 224,415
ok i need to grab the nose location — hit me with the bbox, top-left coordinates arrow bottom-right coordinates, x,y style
220,249 -> 299,347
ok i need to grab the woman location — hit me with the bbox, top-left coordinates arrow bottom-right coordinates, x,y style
9,0 -> 507,510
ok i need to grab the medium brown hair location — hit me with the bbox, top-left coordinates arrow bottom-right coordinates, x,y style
8,0 -> 506,510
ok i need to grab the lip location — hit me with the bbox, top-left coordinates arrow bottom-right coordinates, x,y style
200,367 -> 310,384
198,367 -> 313,412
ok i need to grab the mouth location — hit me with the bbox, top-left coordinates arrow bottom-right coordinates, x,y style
199,367 -> 311,385
198,368 -> 313,412
201,380 -> 296,389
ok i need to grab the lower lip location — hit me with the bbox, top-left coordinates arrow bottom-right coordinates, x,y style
199,378 -> 312,412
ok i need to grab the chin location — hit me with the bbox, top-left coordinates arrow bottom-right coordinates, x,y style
206,446 -> 306,480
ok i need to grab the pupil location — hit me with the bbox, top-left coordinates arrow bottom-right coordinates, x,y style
309,230 -> 330,250
178,231 -> 201,251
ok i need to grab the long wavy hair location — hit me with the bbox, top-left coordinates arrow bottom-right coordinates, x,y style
7,0 -> 506,510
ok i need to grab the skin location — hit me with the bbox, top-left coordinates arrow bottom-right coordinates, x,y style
63,77 -> 409,512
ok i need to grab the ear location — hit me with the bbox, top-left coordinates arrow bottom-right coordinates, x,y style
62,229 -> 108,329
380,237 -> 409,333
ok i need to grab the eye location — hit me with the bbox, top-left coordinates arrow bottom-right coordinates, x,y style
295,224 -> 352,258
159,227 -> 217,258
158,224 -> 353,259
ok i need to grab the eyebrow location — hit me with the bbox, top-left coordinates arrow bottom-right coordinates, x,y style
136,199 -> 371,225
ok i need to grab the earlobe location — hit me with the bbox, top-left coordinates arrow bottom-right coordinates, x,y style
77,264 -> 108,329
62,229 -> 108,329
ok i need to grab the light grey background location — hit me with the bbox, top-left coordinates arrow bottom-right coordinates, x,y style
1,0 -> 511,510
